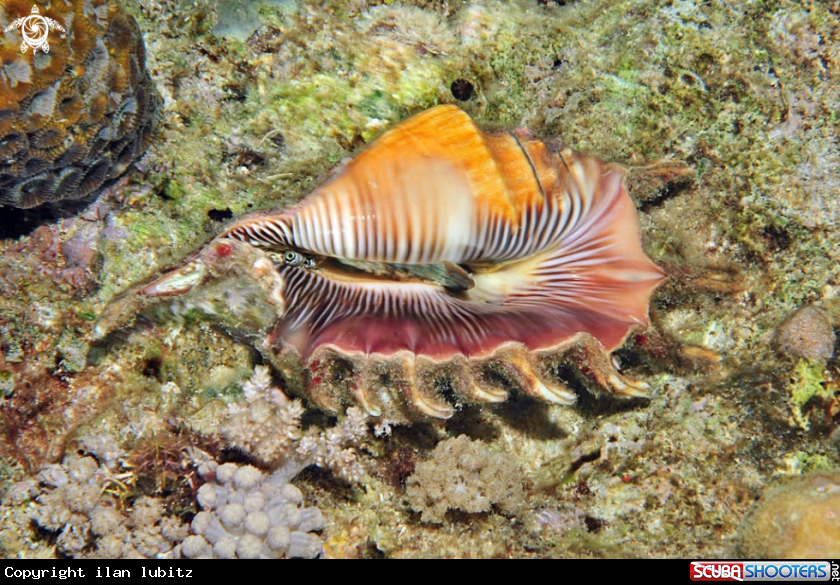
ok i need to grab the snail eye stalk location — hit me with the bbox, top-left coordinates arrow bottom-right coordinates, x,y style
283,251 -> 302,266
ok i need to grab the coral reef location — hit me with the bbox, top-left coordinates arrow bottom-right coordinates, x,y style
739,471 -> 840,559
29,454 -> 188,558
405,435 -> 523,523
178,461 -> 324,559
2,0 -> 840,560
0,0 -> 160,208
222,365 -> 305,468
86,497 -> 189,559
222,366 -> 369,483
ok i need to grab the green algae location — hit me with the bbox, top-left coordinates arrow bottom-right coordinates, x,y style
789,451 -> 835,474
0,371 -> 14,397
788,359 -> 833,431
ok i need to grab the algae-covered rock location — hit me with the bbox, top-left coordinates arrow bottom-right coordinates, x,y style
0,370 -> 13,396
740,471 -> 840,559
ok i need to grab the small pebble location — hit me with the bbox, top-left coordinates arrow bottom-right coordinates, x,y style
773,305 -> 835,362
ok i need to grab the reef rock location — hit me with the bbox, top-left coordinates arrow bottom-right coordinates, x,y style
740,471 -> 840,559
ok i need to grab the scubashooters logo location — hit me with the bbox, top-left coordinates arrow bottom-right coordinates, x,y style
692,563 -> 744,582
4,4 -> 65,54
691,561 -> 833,582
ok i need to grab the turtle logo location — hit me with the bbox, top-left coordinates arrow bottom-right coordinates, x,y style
4,5 -> 65,54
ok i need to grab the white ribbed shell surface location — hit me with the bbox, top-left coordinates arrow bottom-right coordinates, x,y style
220,105 -> 664,360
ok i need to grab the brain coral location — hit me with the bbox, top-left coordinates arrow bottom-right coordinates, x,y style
0,0 -> 160,208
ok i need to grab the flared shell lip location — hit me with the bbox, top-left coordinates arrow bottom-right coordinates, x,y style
289,333 -> 628,365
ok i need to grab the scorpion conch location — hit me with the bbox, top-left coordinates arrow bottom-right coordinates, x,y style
103,105 -> 665,422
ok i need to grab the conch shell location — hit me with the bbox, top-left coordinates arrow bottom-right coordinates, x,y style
116,105 -> 664,421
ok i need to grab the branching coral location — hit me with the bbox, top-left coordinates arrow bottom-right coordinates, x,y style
222,366 -> 370,482
222,365 -> 305,467
296,406 -> 369,484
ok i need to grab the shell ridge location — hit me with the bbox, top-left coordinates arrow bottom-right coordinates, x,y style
509,131 -> 547,203
282,154 -> 479,264
223,216 -> 294,249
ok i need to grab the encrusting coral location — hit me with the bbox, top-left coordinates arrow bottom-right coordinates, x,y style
0,0 -> 160,208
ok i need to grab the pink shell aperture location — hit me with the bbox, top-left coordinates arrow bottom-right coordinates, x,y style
131,105 -> 665,421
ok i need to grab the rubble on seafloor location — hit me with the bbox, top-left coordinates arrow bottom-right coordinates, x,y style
1,0 -> 839,558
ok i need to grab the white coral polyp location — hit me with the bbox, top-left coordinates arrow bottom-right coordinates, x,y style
288,531 -> 322,559
180,535 -> 213,558
232,465 -> 262,490
266,525 -> 290,553
180,462 -> 323,559
215,463 -> 238,485
245,511 -> 270,536
196,484 -> 218,509
218,503 -> 246,531
214,538 -> 237,559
